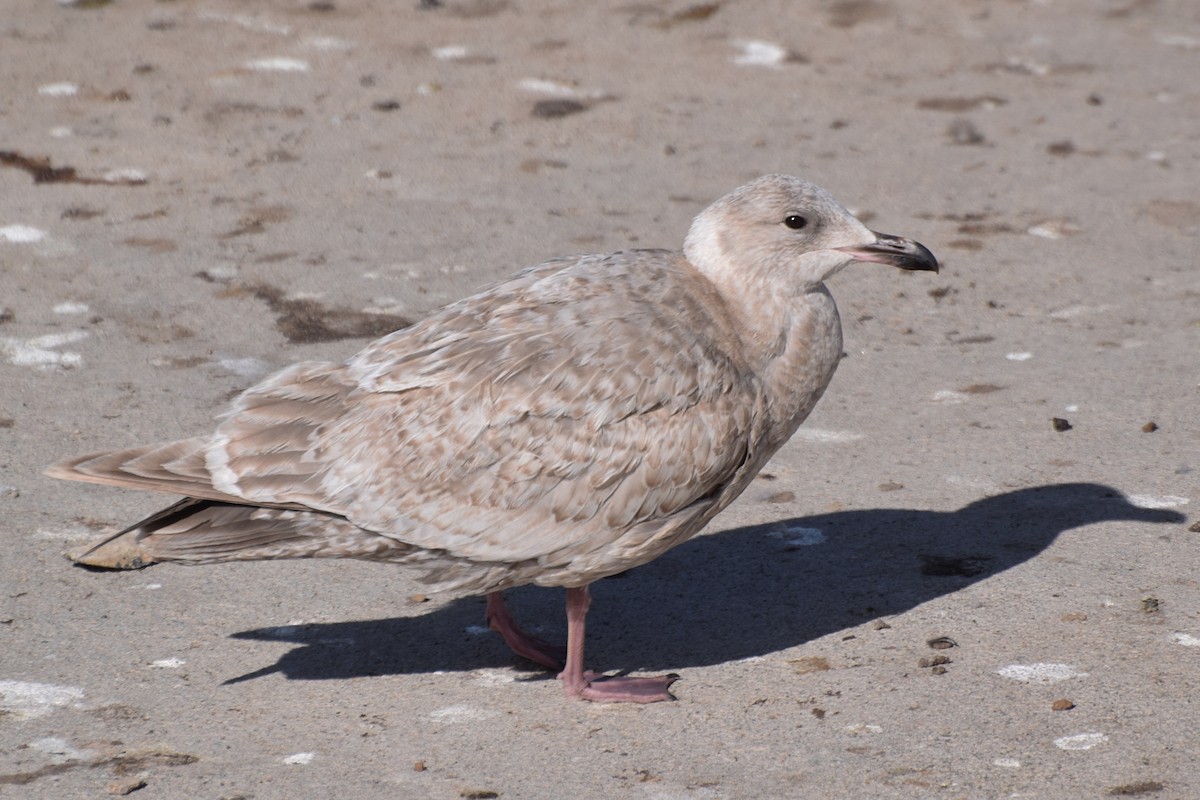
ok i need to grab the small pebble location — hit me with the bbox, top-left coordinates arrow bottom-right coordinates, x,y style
927,636 -> 957,650
1052,699 -> 1076,711
1052,417 -> 1072,432
106,777 -> 147,796
947,118 -> 986,145
1141,421 -> 1158,432
532,99 -> 587,119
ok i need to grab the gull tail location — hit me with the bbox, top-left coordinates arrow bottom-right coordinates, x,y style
67,498 -> 407,570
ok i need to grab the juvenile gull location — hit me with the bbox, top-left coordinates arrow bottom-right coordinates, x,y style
48,175 -> 937,703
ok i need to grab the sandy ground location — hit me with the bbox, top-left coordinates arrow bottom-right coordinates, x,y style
2,0 -> 1198,797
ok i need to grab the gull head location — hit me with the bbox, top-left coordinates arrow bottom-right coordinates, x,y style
683,174 -> 937,293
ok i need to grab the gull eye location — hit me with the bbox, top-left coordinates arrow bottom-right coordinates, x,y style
783,215 -> 808,230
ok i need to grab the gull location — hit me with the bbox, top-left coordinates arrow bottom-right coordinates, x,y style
48,174 -> 937,703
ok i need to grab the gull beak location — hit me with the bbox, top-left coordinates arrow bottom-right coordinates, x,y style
837,232 -> 939,273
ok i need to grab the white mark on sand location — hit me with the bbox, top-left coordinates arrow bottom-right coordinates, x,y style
996,663 -> 1087,684
432,45 -> 470,60
464,624 -> 491,636
218,357 -> 271,379
245,57 -> 311,72
1172,632 -> 1200,647
49,126 -> 73,138
30,331 -> 86,349
304,36 -> 352,51
946,475 -> 1001,492
1055,732 -> 1107,751
1064,404 -> 1079,412
283,752 -> 314,765
1,330 -> 89,369
1049,304 -> 1109,320
1001,56 -> 1050,77
1006,352 -> 1033,361
150,657 -> 185,669
792,428 -> 864,443
362,299 -> 408,316
516,78 -> 611,102
1,224 -> 47,243
844,723 -> 883,734
38,82 -> 79,97
731,39 -> 789,67
102,168 -> 148,184
30,736 -> 94,763
54,302 -> 90,315
198,11 -> 292,36
428,704 -> 495,723
35,524 -> 109,541
518,78 -> 583,97
1129,495 -> 1188,509
201,265 -> 240,282
767,524 -> 825,546
0,680 -> 86,719
931,389 -> 968,404
473,669 -> 515,687
992,757 -> 1021,768
1027,220 -> 1079,239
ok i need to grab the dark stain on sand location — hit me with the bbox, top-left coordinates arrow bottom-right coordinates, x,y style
209,278 -> 412,344
0,150 -> 146,186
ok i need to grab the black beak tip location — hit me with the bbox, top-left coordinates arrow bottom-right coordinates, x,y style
874,232 -> 939,273
914,240 -> 939,273
837,233 -> 940,273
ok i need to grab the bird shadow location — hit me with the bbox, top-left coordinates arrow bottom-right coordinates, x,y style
225,482 -> 1185,683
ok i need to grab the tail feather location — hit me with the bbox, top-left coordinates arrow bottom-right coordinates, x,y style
67,498 -> 408,569
45,438 -> 309,509
47,438 -> 226,498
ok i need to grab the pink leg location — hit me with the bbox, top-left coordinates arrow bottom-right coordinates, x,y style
559,586 -> 678,703
486,591 -> 566,671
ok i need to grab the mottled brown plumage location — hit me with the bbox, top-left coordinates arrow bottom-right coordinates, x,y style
48,175 -> 937,702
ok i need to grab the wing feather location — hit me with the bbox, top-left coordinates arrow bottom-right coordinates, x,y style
57,251 -> 764,578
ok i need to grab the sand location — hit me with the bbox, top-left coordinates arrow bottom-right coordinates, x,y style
2,0 -> 1197,797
